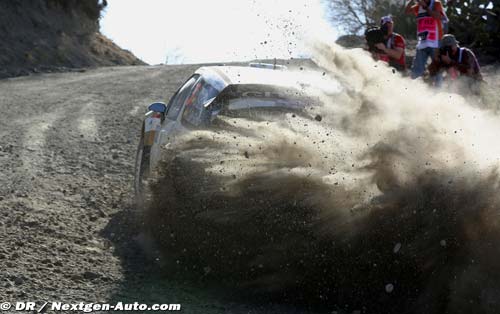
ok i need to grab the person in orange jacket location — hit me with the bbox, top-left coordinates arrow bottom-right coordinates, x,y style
405,0 -> 446,80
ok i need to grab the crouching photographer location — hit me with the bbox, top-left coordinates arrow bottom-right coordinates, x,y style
428,34 -> 483,82
365,15 -> 407,72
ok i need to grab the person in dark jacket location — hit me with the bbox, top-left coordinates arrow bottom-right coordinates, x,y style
428,34 -> 483,81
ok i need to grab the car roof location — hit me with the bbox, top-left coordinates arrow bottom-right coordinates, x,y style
195,66 -> 303,92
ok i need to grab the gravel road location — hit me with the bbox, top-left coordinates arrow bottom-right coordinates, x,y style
3,61 -> 497,314
0,65 -> 320,314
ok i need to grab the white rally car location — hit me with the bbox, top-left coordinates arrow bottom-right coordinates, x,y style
134,64 -> 316,206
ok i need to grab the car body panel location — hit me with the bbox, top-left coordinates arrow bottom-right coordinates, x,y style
143,113 -> 162,146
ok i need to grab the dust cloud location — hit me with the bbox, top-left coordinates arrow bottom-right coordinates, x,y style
143,43 -> 500,313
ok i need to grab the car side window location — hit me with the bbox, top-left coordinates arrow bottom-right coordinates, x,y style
181,79 -> 219,126
166,75 -> 198,120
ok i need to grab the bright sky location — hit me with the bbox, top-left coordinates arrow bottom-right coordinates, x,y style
100,0 -> 337,65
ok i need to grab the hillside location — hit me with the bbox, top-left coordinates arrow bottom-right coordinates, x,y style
0,0 -> 145,79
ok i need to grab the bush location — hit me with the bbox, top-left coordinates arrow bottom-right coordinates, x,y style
45,0 -> 107,20
446,0 -> 500,60
327,0 -> 499,61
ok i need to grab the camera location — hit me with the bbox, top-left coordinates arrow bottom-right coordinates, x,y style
437,46 -> 454,67
439,46 -> 452,56
365,27 -> 386,53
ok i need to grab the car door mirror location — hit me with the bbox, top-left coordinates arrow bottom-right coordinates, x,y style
148,102 -> 168,113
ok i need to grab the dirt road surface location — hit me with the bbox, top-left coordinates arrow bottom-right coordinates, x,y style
3,61 -> 497,314
0,65 -> 315,314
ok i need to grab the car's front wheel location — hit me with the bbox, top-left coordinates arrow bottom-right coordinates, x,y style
134,135 -> 152,211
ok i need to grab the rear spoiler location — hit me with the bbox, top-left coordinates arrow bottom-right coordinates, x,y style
249,62 -> 288,70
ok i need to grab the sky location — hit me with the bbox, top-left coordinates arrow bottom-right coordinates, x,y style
100,0 -> 337,65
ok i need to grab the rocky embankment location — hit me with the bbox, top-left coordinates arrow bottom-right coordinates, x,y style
0,0 -> 145,79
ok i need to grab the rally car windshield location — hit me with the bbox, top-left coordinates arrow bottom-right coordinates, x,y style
226,97 -> 305,111
218,96 -> 315,121
209,84 -> 316,120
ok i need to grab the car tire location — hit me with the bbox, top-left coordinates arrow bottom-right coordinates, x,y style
134,135 -> 151,211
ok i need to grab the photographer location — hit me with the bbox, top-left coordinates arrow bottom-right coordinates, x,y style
428,34 -> 483,81
405,0 -> 446,79
365,16 -> 406,72
375,16 -> 406,72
